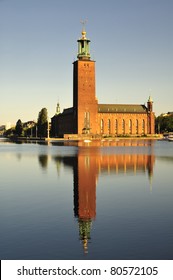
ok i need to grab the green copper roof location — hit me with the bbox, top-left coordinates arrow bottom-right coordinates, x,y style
98,104 -> 147,113
77,29 -> 91,60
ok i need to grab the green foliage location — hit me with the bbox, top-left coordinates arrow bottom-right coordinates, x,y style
15,119 -> 23,136
155,114 -> 173,133
4,127 -> 15,137
37,108 -> 48,137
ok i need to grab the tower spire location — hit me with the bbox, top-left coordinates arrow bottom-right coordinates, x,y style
80,19 -> 87,30
147,95 -> 153,112
77,20 -> 90,60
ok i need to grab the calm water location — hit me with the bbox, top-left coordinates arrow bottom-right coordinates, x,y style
0,139 -> 173,260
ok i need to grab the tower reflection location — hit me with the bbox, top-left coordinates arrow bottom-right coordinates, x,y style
73,149 -> 97,253
52,141 -> 155,253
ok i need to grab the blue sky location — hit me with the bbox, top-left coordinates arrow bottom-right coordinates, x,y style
0,0 -> 173,125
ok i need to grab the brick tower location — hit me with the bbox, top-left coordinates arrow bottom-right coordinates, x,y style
147,96 -> 155,134
73,26 -> 98,134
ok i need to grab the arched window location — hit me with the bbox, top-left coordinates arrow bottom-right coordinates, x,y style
115,119 -> 118,134
108,119 -> 111,134
129,119 -> 132,134
136,119 -> 139,134
122,119 -> 125,134
84,112 -> 90,131
142,119 -> 145,134
101,119 -> 104,134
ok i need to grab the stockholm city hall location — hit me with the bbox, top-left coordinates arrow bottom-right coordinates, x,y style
50,141 -> 155,254
51,26 -> 155,137
50,24 -> 156,253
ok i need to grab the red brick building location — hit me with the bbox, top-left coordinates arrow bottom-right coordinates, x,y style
51,28 -> 155,137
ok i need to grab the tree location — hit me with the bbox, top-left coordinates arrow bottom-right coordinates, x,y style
155,114 -> 173,133
4,127 -> 15,137
37,108 -> 48,137
15,119 -> 23,136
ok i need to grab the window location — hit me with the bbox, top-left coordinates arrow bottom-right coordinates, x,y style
136,119 -> 139,134
108,119 -> 111,134
101,119 -> 104,134
122,119 -> 125,134
84,112 -> 90,132
129,119 -> 132,134
142,119 -> 145,134
115,119 -> 118,134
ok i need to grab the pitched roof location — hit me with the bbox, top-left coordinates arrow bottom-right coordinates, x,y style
62,107 -> 74,115
98,104 -> 147,113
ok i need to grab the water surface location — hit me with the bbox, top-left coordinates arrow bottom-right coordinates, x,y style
0,139 -> 173,259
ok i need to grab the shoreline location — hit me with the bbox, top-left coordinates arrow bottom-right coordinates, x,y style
6,134 -> 163,143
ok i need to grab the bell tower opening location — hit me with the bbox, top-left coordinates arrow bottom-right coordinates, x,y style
77,20 -> 91,61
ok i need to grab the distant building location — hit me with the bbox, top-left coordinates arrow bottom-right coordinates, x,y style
162,112 -> 173,117
23,121 -> 36,129
51,28 -> 155,137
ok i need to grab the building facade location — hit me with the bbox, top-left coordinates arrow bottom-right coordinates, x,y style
51,28 -> 155,137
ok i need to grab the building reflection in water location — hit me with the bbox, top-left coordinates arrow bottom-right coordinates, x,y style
74,149 -> 97,254
49,140 -> 155,253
